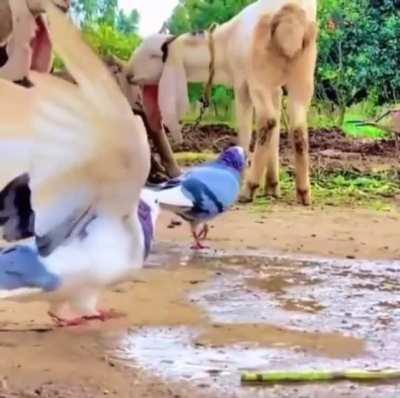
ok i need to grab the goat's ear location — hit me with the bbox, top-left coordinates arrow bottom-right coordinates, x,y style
254,14 -> 273,50
303,21 -> 317,50
158,39 -> 189,144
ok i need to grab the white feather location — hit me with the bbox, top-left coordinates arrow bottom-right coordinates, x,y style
155,186 -> 193,211
0,2 -> 150,238
0,2 -> 152,319
0,287 -> 43,300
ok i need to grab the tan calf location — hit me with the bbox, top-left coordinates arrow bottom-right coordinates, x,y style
241,4 -> 318,205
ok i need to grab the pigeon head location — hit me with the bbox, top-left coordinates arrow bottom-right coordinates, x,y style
217,146 -> 246,173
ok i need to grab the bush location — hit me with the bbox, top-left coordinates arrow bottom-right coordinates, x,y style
317,0 -> 400,107
83,23 -> 141,60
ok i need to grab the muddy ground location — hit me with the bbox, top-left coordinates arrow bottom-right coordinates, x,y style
173,124 -> 400,172
0,126 -> 399,397
0,205 -> 399,398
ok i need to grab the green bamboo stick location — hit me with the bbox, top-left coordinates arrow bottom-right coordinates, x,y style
241,369 -> 400,384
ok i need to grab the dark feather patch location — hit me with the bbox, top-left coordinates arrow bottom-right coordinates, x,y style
36,206 -> 93,257
13,77 -> 34,88
182,178 -> 224,216
0,174 -> 35,242
0,44 -> 8,68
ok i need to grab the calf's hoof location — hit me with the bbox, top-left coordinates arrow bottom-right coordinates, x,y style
297,188 -> 311,206
239,182 -> 259,204
264,182 -> 281,199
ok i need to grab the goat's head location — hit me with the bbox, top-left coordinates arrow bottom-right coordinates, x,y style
103,54 -> 144,115
124,34 -> 189,144
125,34 -> 170,86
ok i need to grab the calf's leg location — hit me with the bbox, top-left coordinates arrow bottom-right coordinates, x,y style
240,87 -> 281,203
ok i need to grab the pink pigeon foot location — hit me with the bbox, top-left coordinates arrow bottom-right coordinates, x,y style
48,312 -> 88,328
191,224 -> 210,250
197,224 -> 209,241
191,241 -> 210,250
83,309 -> 125,322
191,231 -> 209,250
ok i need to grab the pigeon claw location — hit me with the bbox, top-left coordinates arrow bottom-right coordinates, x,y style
83,309 -> 124,322
197,224 -> 209,241
48,312 -> 88,328
191,241 -> 209,250
191,224 -> 210,250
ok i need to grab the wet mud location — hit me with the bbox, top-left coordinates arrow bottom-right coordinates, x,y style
0,243 -> 399,397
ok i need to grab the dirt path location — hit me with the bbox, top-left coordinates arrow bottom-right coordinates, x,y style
0,205 -> 399,397
158,204 -> 400,261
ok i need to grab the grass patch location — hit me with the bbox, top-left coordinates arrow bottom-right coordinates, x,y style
175,152 -> 217,166
252,169 -> 399,211
175,152 -> 399,211
342,103 -> 388,139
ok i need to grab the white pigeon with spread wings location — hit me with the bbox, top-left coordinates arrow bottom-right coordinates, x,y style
0,1 -> 151,326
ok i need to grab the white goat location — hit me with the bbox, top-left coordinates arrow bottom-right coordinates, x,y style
0,0 -> 70,85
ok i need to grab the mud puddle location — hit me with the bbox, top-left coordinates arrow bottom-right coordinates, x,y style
0,245 -> 400,397
111,246 -> 400,397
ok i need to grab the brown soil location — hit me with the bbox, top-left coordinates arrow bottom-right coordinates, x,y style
159,204 -> 400,261
0,125 -> 399,397
176,124 -> 398,158
174,124 -> 400,172
0,206 -> 399,397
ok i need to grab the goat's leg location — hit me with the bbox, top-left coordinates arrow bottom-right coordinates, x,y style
234,82 -> 254,152
151,127 -> 181,178
264,88 -> 282,198
240,90 -> 278,203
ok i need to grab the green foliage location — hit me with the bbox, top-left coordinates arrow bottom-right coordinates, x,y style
83,24 -> 141,60
317,0 -> 400,106
65,0 -> 141,63
71,0 -> 98,25
168,0 -> 255,34
175,151 -> 400,209
175,151 -> 217,166
117,9 -> 140,35
252,169 -> 400,211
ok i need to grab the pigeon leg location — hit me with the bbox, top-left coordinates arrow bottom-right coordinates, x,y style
197,224 -> 209,241
48,311 -> 88,327
191,225 -> 209,250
